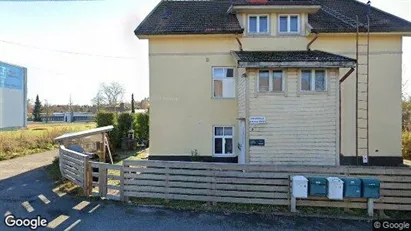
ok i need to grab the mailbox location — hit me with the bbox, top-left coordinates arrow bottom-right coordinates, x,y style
342,178 -> 362,198
361,178 -> 380,199
327,177 -> 344,200
308,177 -> 327,196
292,176 -> 308,198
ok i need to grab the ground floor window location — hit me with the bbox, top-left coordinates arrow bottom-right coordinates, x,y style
213,126 -> 234,155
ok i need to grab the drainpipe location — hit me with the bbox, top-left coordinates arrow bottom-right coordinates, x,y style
339,67 -> 355,160
306,31 -> 319,51
235,36 -> 243,52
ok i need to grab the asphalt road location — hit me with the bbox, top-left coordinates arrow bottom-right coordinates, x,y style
0,153 -> 373,231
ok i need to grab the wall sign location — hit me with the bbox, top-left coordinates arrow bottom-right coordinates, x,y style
249,116 -> 266,125
249,139 -> 265,146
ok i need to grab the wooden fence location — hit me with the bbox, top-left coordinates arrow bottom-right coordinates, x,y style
122,160 -> 411,213
59,146 -> 91,194
57,150 -> 411,215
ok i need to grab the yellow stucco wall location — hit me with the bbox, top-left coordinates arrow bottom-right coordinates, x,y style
147,33 -> 402,160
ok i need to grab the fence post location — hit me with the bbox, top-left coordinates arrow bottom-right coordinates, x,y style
83,156 -> 92,196
165,166 -> 170,204
367,199 -> 374,217
120,164 -> 125,202
99,164 -> 108,198
212,170 -> 217,206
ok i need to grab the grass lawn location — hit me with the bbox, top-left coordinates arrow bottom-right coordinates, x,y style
0,122 -> 96,161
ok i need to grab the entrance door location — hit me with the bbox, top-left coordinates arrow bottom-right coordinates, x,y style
238,120 -> 246,164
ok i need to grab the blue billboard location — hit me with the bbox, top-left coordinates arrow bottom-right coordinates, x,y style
0,61 -> 26,91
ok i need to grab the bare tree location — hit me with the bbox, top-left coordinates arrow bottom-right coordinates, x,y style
92,88 -> 106,113
101,82 -> 125,109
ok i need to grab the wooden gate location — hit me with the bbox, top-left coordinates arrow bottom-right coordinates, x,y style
90,161 -> 124,201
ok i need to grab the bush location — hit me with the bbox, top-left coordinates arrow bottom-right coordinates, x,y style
136,113 -> 149,143
402,132 -> 411,160
117,113 -> 136,140
96,112 -> 116,127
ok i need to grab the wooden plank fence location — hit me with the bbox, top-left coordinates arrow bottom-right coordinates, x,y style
122,160 -> 411,212
57,149 -> 411,214
59,146 -> 91,195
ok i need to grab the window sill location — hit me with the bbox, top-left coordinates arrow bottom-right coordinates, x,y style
213,154 -> 237,158
299,91 -> 328,95
277,32 -> 301,36
246,33 -> 271,37
212,97 -> 236,100
258,91 -> 285,95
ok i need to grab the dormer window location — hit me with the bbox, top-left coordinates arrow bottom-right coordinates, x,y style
248,15 -> 269,34
278,15 -> 300,34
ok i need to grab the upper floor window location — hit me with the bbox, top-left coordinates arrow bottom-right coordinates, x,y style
300,70 -> 327,92
258,70 -> 284,92
278,15 -> 300,34
213,67 -> 235,98
248,15 -> 269,34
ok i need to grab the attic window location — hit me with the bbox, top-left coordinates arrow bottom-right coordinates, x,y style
278,15 -> 300,34
248,15 -> 269,34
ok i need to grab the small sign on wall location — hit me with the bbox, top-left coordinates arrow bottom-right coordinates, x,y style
249,116 -> 266,125
250,139 -> 265,146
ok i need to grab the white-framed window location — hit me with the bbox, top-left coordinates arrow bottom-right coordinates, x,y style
300,70 -> 327,92
212,67 -> 235,98
278,15 -> 300,34
248,15 -> 269,34
258,70 -> 284,92
213,126 -> 234,155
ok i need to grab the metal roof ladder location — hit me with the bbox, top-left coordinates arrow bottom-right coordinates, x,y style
355,15 -> 370,166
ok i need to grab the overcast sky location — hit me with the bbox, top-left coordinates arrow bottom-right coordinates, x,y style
0,0 -> 410,105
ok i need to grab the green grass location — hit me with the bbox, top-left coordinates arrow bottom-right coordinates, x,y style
0,122 -> 96,161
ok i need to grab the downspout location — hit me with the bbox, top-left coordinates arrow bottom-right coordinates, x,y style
339,67 -> 355,160
236,36 -> 243,51
306,31 -> 319,51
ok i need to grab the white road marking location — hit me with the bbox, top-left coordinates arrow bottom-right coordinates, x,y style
64,219 -> 81,231
21,184 -> 27,187
47,215 -> 69,229
4,211 -> 11,217
88,204 -> 100,214
7,187 -> 13,191
22,201 -> 34,213
52,187 -> 67,197
73,201 -> 90,211
38,194 -> 50,204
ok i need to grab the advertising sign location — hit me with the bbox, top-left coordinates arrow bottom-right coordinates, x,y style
0,61 -> 25,91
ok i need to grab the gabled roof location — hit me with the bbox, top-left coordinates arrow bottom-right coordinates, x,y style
232,50 -> 356,68
134,0 -> 411,36
134,1 -> 243,36
232,0 -> 315,5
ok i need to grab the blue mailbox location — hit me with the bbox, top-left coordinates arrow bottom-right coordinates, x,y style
342,178 -> 362,198
361,178 -> 380,199
308,177 -> 327,196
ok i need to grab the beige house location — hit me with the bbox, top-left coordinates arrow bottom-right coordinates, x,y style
135,0 -> 411,166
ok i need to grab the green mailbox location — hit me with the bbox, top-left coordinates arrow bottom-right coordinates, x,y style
361,178 -> 380,199
342,178 -> 361,198
308,177 -> 327,196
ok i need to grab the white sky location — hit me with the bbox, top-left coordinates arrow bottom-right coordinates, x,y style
0,0 -> 410,104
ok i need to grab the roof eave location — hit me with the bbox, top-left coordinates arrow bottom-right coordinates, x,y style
238,61 -> 356,68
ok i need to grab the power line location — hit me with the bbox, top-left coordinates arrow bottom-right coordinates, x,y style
0,39 -> 139,60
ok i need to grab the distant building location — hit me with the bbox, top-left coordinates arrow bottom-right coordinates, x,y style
40,112 -> 95,122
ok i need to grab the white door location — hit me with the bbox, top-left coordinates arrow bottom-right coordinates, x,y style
238,120 -> 246,164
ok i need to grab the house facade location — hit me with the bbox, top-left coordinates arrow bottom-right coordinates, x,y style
135,0 -> 411,166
